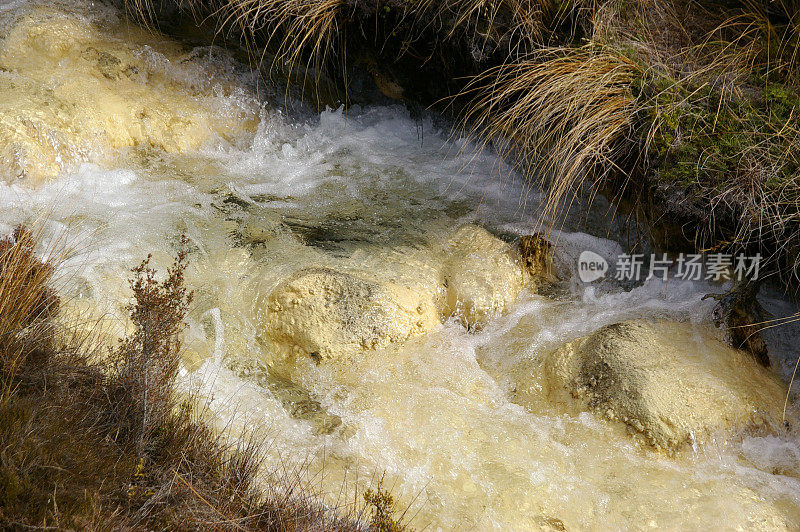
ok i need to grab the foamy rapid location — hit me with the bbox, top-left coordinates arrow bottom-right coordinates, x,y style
2,1 -> 800,529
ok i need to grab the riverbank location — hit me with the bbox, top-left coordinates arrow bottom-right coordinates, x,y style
132,0 -> 800,285
0,228 -> 402,530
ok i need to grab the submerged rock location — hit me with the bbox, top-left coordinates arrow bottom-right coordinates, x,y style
542,320 -> 787,451
441,225 -> 551,329
0,6 -> 257,183
231,360 -> 342,434
262,267 -> 439,361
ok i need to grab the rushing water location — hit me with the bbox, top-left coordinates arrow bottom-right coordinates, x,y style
3,1 -> 800,529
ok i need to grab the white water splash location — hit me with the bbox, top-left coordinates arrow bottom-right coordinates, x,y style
2,2 -> 800,529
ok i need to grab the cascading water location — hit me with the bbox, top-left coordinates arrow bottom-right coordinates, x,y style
2,1 -> 800,529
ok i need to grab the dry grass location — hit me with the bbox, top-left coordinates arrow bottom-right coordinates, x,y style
454,0 -> 800,279
127,0 -> 346,101
210,0 -> 345,92
391,0 -> 564,59
732,0 -> 800,80
0,228 -> 404,530
618,0 -> 800,275
126,0 -> 591,103
458,45 -> 641,225
0,225 -> 60,398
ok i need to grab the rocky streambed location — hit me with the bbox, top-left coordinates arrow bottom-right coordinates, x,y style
2,1 -> 800,529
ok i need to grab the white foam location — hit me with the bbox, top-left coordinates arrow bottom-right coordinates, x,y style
2,1 -> 800,529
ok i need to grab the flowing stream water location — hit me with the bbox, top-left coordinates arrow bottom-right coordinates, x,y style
2,1 -> 800,529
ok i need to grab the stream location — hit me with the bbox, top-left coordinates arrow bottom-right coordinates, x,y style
2,1 -> 800,529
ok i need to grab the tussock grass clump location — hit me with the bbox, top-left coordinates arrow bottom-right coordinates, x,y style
0,226 -> 59,393
456,0 -> 800,279
613,0 -> 800,274
129,0 -> 346,92
731,0 -> 800,81
209,0 -> 345,89
460,46 -> 641,221
388,0 -> 579,58
0,229 -> 396,530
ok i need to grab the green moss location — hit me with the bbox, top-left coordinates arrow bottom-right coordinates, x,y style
764,83 -> 800,123
646,77 -> 800,195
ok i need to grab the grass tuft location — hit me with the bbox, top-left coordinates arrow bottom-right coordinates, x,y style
458,46 -> 641,225
0,228 -> 403,530
0,225 -> 60,397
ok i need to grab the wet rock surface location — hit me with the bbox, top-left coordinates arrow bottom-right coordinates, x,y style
542,320 -> 788,451
441,224 -> 531,329
0,5 -> 257,183
262,267 -> 440,361
260,224 -> 555,360
704,280 -> 771,366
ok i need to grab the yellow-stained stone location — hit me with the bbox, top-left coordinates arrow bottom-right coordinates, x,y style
541,320 -> 788,451
0,7 -> 258,183
441,224 -> 528,329
262,267 -> 440,361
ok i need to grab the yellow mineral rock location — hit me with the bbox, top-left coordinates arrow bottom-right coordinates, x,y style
442,224 -> 546,329
0,6 -> 258,184
541,320 -> 788,451
262,267 -> 440,362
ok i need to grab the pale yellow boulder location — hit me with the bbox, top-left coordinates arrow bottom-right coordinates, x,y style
262,268 -> 440,361
260,226 -> 553,361
542,320 -> 787,451
441,225 -> 533,329
0,6 -> 258,183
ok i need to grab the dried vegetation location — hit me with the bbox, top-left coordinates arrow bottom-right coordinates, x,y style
0,227 -> 405,530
